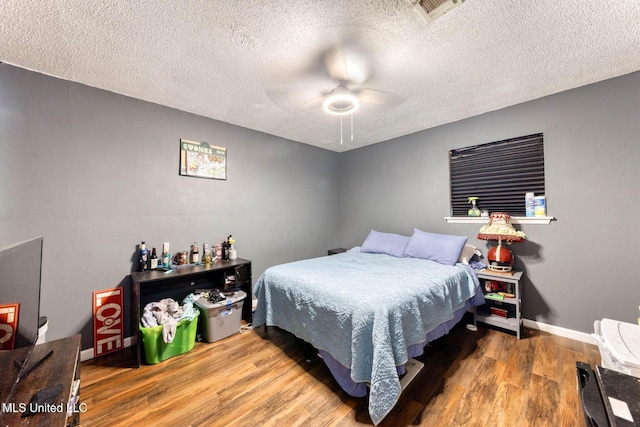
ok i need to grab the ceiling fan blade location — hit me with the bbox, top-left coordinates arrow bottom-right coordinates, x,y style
265,83 -> 330,112
324,44 -> 370,85
264,69 -> 335,110
301,95 -> 326,109
356,88 -> 406,106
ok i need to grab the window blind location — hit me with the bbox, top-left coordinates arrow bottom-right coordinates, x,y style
449,133 -> 545,217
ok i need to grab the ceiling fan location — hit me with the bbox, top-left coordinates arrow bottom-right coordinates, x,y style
304,42 -> 403,115
269,40 -> 404,144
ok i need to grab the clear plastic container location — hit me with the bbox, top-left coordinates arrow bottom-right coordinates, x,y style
196,290 -> 246,342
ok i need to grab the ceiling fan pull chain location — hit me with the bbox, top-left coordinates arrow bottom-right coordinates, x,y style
340,114 -> 343,145
351,113 -> 354,142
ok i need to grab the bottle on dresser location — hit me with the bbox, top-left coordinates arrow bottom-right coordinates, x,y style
191,242 -> 199,265
139,241 -> 149,272
203,243 -> 212,265
162,242 -> 170,268
150,247 -> 158,270
221,240 -> 228,261
228,235 -> 237,260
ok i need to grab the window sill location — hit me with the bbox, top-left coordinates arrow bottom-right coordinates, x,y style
444,216 -> 554,225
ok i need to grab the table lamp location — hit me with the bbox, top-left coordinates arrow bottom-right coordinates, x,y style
477,212 -> 525,272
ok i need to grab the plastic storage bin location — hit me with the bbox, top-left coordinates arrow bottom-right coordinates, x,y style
593,318 -> 640,378
139,311 -> 199,364
196,290 -> 246,343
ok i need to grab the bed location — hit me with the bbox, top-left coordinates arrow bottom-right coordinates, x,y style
253,243 -> 484,425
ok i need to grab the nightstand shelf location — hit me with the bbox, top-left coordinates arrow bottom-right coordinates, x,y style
474,270 -> 523,339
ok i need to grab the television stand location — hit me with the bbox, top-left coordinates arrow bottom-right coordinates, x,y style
17,348 -> 54,381
0,335 -> 81,426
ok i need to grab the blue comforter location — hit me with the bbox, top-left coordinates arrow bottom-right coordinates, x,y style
253,247 -> 482,425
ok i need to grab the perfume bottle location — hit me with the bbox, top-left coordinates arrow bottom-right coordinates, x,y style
191,242 -> 199,264
203,242 -> 212,265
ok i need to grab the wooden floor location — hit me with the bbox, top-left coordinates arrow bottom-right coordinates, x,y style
80,320 -> 600,426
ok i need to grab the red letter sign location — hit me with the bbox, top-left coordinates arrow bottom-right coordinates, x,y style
93,288 -> 124,358
0,303 -> 19,350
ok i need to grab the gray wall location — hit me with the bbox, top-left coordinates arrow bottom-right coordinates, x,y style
0,64 -> 341,348
339,71 -> 640,334
2,63 -> 638,347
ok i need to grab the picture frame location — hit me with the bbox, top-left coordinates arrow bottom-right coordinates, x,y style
179,139 -> 227,180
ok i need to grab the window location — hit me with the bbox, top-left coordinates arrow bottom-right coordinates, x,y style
449,133 -> 545,217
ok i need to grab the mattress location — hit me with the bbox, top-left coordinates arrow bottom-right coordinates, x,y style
253,247 -> 483,424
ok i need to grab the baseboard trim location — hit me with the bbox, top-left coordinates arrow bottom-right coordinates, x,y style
523,319 -> 596,345
80,336 -> 135,362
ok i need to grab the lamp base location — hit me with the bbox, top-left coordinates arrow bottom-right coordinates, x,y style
487,244 -> 514,272
487,264 -> 513,273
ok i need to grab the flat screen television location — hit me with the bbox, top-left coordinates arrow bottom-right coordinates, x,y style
0,237 -> 43,405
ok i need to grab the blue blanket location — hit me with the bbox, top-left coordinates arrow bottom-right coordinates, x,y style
253,247 -> 482,425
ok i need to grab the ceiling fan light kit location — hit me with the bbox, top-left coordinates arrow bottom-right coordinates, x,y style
322,85 -> 359,145
322,86 -> 360,116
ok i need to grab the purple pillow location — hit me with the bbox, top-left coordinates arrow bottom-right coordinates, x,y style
360,230 -> 410,258
403,229 -> 468,265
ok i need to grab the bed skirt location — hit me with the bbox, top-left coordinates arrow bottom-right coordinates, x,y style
317,291 -> 484,397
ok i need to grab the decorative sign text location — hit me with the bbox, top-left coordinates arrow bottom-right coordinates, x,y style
93,288 -> 124,358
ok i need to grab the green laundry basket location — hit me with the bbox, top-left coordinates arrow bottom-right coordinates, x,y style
139,311 -> 199,364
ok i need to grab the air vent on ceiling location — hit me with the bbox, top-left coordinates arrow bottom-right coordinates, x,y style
411,0 -> 465,22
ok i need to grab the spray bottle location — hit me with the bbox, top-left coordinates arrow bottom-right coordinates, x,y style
467,197 -> 481,217
228,235 -> 237,260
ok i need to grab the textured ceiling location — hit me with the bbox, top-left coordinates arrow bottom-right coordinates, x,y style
1,1 -> 639,152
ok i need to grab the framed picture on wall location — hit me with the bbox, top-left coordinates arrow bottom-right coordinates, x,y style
179,139 -> 227,180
